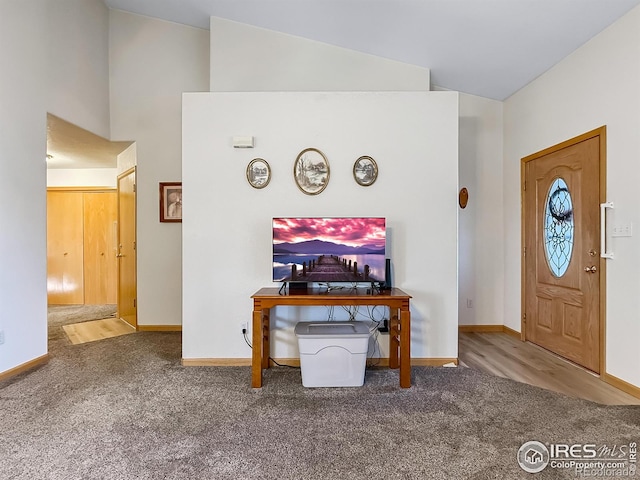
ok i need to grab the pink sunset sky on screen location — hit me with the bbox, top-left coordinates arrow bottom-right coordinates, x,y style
273,217 -> 385,248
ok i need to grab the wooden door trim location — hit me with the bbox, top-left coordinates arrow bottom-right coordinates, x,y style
117,167 -> 137,329
520,126 -> 607,376
119,166 -> 136,178
47,187 -> 116,192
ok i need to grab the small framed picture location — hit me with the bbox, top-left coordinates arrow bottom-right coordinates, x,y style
353,156 -> 378,186
293,148 -> 330,195
246,158 -> 271,189
159,182 -> 182,223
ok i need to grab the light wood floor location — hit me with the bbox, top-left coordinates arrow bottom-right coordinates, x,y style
63,317 -> 136,345
459,331 -> 640,405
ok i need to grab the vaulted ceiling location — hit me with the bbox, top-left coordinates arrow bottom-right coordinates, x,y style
50,0 -> 640,169
103,0 -> 640,100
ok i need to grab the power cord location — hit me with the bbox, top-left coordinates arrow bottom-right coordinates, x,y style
241,295 -> 387,369
242,328 -> 252,348
269,358 -> 299,369
332,304 -> 386,367
242,328 -> 299,369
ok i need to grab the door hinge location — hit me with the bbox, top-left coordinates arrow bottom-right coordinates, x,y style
523,313 -> 526,321
524,180 -> 527,191
133,298 -> 136,308
133,183 -> 136,193
133,241 -> 136,250
523,247 -> 526,257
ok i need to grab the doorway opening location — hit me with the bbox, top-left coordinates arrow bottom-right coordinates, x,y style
46,113 -> 136,344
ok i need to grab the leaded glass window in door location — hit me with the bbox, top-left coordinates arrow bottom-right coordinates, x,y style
544,177 -> 574,277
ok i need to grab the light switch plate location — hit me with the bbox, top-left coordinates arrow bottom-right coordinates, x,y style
612,223 -> 633,237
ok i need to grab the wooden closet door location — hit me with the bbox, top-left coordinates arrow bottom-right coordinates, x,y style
47,191 -> 84,304
83,192 -> 117,304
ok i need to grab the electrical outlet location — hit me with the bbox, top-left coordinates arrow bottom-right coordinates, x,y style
240,322 -> 248,334
0,330 -> 4,345
466,299 -> 473,308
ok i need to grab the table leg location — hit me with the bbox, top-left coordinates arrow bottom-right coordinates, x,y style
262,308 -> 270,369
389,308 -> 399,369
251,307 -> 263,388
399,307 -> 411,388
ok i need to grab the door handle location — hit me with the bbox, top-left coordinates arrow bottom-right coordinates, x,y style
584,265 -> 597,273
116,253 -> 124,258
600,202 -> 614,259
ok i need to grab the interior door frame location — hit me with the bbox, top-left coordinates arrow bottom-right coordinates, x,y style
117,167 -> 137,329
520,126 -> 607,375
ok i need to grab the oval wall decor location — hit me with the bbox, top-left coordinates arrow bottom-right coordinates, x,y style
459,187 -> 469,209
353,156 -> 378,186
246,158 -> 271,189
293,148 -> 330,195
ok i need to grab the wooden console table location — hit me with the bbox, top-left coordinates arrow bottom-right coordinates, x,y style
250,287 -> 412,388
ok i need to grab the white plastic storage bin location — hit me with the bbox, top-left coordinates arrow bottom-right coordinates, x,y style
294,321 -> 370,387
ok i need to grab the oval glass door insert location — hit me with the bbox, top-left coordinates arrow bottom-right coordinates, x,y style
544,177 -> 574,277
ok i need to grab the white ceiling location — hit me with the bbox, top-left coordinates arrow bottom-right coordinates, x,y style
47,114 -> 132,169
103,0 -> 640,100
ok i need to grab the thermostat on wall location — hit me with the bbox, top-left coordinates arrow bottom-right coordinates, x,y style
233,136 -> 254,148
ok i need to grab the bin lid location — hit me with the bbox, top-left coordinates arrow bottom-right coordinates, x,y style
294,321 -> 370,337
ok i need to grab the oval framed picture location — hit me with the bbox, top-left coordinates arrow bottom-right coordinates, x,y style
353,155 -> 378,186
293,148 -> 330,195
246,158 -> 271,189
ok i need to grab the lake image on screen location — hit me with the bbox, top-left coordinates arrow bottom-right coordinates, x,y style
272,218 -> 386,283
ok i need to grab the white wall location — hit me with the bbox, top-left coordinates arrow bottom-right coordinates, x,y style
109,11 -> 210,326
458,92 -> 504,326
210,17 -> 430,92
47,168 -> 117,188
210,15 -> 502,334
0,0 -> 48,372
46,0 -> 110,138
0,0 -> 112,375
117,143 -> 137,175
182,91 -> 459,361
504,5 -> 640,386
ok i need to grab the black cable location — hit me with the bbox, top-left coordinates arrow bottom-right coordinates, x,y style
331,304 -> 384,366
244,290 -> 388,371
367,327 -> 382,367
242,330 -> 252,349
243,330 -> 299,368
268,357 -> 299,369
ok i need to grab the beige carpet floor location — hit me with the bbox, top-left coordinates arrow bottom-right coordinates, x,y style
2,330 -> 639,479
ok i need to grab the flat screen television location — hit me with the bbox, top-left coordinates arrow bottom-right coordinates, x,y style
272,217 -> 386,285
